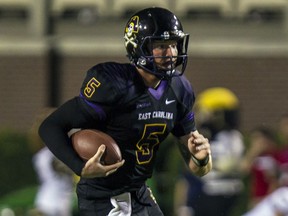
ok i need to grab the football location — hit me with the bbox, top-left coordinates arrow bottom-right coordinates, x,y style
71,129 -> 122,165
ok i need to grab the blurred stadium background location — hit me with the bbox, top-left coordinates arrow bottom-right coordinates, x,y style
0,0 -> 288,215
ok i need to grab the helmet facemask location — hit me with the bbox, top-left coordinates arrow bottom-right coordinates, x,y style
136,33 -> 189,79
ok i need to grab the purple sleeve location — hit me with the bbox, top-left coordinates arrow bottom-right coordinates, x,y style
38,97 -> 103,175
172,111 -> 196,137
171,75 -> 196,137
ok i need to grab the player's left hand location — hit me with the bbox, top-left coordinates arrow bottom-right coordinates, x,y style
188,130 -> 211,160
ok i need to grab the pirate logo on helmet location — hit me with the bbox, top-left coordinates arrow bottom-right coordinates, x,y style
124,16 -> 139,49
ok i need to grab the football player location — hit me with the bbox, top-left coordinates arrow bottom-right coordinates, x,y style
242,187 -> 288,216
39,7 -> 212,216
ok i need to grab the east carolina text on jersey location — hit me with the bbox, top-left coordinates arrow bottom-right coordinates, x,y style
138,111 -> 173,120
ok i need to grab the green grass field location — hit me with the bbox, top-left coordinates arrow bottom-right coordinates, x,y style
0,185 -> 37,215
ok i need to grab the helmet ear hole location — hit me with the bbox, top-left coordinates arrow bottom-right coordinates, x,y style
137,57 -> 145,65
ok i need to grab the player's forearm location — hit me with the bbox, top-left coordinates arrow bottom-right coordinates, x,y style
39,117 -> 85,176
38,99 -> 86,175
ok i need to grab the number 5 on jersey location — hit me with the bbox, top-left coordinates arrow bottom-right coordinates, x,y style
84,77 -> 101,98
136,124 -> 166,164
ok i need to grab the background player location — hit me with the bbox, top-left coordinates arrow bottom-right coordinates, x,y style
242,187 -> 288,216
39,7 -> 212,216
174,87 -> 245,216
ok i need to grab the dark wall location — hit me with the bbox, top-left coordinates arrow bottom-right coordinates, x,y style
187,56 -> 288,133
0,54 -> 48,131
1,54 -> 287,134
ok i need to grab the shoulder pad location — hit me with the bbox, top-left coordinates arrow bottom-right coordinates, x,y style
171,75 -> 195,108
80,62 -> 134,105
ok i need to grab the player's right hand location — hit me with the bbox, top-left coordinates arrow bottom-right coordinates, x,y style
81,145 -> 125,178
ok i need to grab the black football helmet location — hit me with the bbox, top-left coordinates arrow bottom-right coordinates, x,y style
124,7 -> 189,78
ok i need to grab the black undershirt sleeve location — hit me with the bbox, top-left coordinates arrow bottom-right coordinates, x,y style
39,97 -> 97,176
